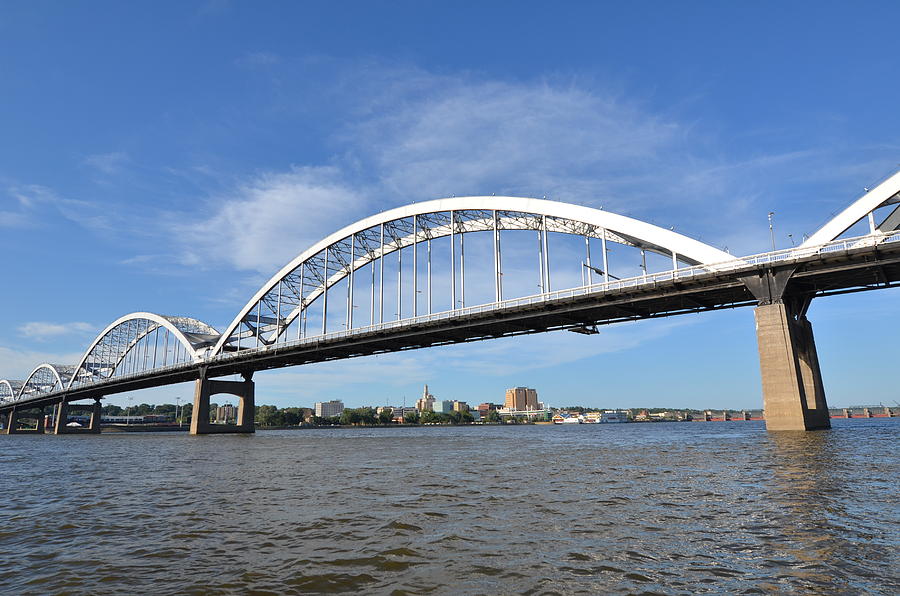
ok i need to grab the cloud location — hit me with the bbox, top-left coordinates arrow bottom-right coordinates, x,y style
0,210 -> 29,227
0,346 -> 85,380
83,151 -> 129,175
3,183 -> 111,231
350,79 -> 683,205
176,64 -> 896,278
176,165 -> 367,271
235,51 -> 280,69
179,73 -> 696,273
7,183 -> 58,209
18,321 -> 95,340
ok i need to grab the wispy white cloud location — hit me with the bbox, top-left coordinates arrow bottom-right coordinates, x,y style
83,151 -> 129,175
350,79 -> 683,205
179,72 -> 698,273
181,65 -> 895,276
0,210 -> 30,227
18,321 -> 95,340
176,165 -> 367,271
3,183 -> 112,231
8,183 -> 59,209
0,346 -> 85,379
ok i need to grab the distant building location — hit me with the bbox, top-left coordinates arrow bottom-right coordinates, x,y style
215,404 -> 237,423
600,409 -> 628,423
433,400 -> 453,414
500,406 -> 552,420
315,400 -> 344,418
452,401 -> 468,412
477,403 -> 500,418
416,384 -> 436,411
385,406 -> 418,422
505,387 -> 539,410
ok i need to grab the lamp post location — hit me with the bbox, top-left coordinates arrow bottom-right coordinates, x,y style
768,212 -> 776,251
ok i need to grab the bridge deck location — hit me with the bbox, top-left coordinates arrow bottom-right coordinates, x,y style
4,236 -> 900,411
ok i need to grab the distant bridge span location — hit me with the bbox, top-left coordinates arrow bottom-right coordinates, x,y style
2,171 -> 900,433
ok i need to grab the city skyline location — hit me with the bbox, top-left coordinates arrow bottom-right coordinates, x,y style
1,3 -> 899,410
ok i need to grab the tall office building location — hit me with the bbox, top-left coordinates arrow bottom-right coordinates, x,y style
505,387 -> 539,410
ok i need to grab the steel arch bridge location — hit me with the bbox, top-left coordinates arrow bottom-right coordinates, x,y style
2,170 -> 900,433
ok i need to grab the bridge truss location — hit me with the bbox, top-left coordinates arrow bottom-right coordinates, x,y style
1,171 -> 899,433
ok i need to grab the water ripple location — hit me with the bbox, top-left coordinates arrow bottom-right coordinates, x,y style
0,419 -> 897,594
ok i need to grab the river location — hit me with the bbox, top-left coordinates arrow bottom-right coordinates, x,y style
1,418 -> 897,594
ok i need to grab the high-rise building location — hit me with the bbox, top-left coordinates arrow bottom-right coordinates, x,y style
452,401 -> 468,412
416,384 -> 436,411
505,387 -> 539,410
315,400 -> 344,418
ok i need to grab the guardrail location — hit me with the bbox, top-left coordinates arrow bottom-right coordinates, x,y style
211,230 -> 900,362
5,230 -> 899,407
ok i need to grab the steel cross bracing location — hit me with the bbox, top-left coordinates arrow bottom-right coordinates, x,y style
2,173 -> 899,408
219,202 -> 723,357
3,230 -> 900,408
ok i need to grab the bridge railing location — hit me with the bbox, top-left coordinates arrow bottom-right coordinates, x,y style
208,229 -> 900,364
6,229 -> 900,406
0,359 -> 199,407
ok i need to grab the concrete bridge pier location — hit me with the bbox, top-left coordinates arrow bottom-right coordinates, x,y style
754,302 -> 831,431
54,398 -> 102,434
5,407 -> 45,434
742,268 -> 831,431
190,370 -> 255,435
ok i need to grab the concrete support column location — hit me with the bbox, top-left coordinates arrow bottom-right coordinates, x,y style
88,399 -> 102,433
54,401 -> 70,434
235,378 -> 255,429
191,373 -> 255,435
190,379 -> 211,435
4,409 -> 16,434
793,316 -> 830,429
754,302 -> 831,431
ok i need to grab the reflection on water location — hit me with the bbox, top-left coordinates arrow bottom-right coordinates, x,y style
763,428 -> 898,593
0,419 -> 897,594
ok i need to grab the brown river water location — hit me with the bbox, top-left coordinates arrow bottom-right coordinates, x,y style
1,418 -> 898,595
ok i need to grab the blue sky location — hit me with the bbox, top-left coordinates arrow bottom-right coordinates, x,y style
1,1 -> 898,410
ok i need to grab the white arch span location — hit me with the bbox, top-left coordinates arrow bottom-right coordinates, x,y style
20,363 -> 74,399
0,380 -> 23,403
214,196 -> 733,355
802,170 -> 900,247
67,312 -> 220,390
